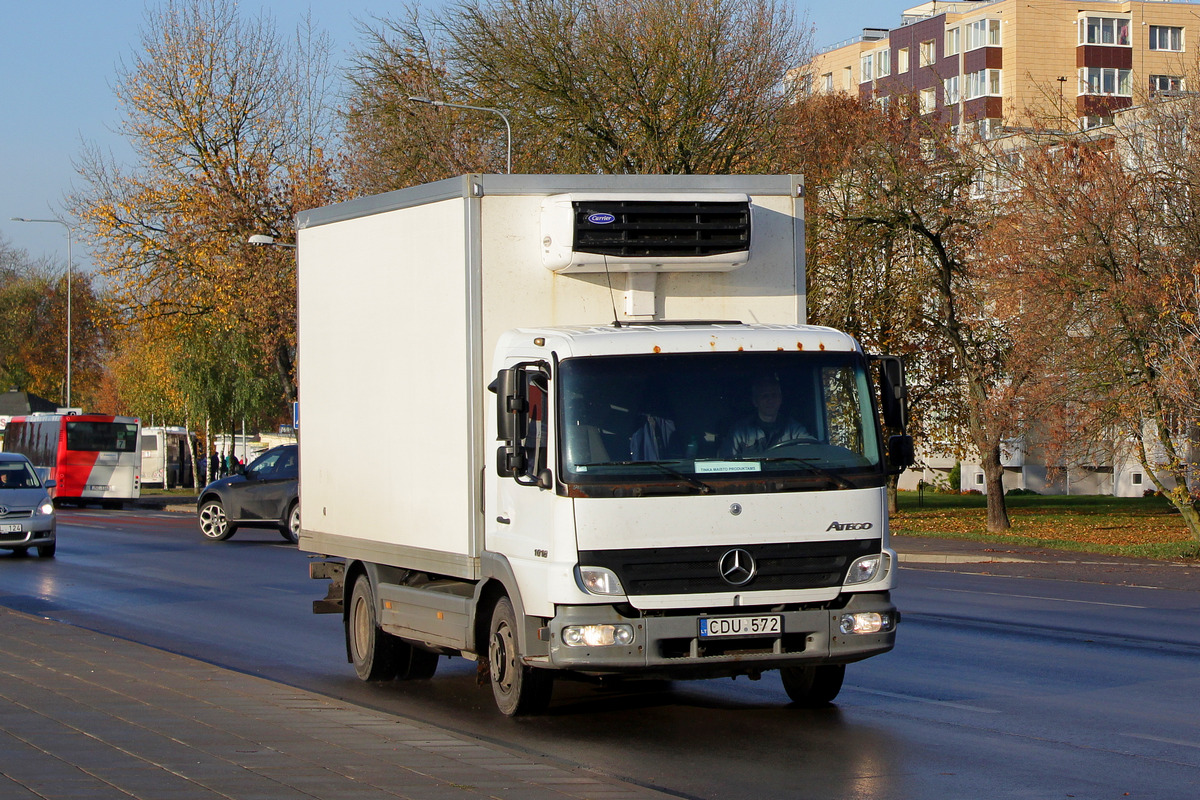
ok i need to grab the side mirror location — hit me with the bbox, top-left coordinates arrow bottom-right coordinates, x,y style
872,355 -> 908,431
888,435 -> 915,473
493,367 -> 527,444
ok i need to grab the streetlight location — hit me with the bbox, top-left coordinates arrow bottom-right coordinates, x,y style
11,216 -> 73,407
248,234 -> 296,248
408,96 -> 512,174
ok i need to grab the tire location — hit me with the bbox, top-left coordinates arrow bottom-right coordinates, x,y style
279,502 -> 300,543
397,645 -> 440,681
197,499 -> 237,541
487,596 -> 553,716
37,542 -> 56,558
348,575 -> 399,681
780,664 -> 845,708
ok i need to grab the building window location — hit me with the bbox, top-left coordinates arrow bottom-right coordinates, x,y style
1080,16 -> 1131,46
843,66 -> 853,91
919,87 -> 936,115
944,75 -> 960,105
822,72 -> 834,93
967,19 -> 1001,50
861,53 -> 874,83
1080,67 -> 1132,96
975,472 -> 984,485
1150,74 -> 1184,94
966,69 -> 1002,99
946,27 -> 961,57
1132,472 -> 1143,485
919,39 -> 937,67
876,95 -> 890,113
876,48 -> 891,78
898,47 -> 910,73
1149,25 -> 1183,52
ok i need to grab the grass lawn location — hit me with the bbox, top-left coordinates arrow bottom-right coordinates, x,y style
893,491 -> 1200,561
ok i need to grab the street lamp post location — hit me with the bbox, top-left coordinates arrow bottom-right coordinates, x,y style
408,96 -> 512,174
11,217 -> 73,407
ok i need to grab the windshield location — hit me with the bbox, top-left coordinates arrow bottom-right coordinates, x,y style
559,351 -> 883,496
0,461 -> 41,489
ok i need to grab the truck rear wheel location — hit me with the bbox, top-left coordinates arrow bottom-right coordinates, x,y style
780,664 -> 845,708
348,575 -> 399,681
487,596 -> 552,716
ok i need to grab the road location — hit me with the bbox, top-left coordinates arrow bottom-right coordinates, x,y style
0,508 -> 1197,799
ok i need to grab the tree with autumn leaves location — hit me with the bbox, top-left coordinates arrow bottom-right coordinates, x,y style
0,235 -> 109,408
990,99 -> 1200,542
73,0 -> 339,430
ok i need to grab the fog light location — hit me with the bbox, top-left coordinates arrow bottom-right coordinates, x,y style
839,612 -> 892,635
845,554 -> 882,585
561,624 -> 635,647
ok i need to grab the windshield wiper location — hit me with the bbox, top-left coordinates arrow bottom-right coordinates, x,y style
757,457 -> 858,490
578,460 -> 713,494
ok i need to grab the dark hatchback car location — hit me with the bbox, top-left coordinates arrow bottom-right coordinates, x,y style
197,444 -> 298,543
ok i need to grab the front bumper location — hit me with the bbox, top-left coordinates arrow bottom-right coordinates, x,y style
544,592 -> 896,678
0,516 -> 56,550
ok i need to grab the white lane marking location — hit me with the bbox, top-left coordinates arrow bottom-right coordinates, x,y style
1122,732 -> 1200,750
852,687 -> 1001,713
933,587 -> 1148,610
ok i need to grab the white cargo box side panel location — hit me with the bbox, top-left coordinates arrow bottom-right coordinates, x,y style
298,197 -> 478,577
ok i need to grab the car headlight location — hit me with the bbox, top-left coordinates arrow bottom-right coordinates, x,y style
35,497 -> 55,517
844,554 -> 884,585
576,566 -> 625,596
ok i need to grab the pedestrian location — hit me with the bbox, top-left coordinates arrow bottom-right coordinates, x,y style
209,445 -> 220,482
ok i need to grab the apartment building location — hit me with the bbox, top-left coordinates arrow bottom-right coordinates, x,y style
810,0 -> 1200,136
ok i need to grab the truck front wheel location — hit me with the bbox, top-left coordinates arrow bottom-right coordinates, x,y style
487,596 -> 552,716
780,664 -> 845,708
348,575 -> 399,681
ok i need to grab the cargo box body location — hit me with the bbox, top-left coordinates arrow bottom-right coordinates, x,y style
297,174 -> 805,576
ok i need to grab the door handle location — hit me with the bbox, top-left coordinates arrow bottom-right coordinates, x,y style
496,515 -> 511,525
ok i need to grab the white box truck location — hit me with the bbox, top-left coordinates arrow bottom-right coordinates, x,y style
298,174 -> 913,715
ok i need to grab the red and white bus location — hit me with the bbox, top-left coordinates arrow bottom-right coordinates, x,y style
3,413 -> 142,508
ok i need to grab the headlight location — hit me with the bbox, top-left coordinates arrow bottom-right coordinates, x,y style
561,624 -> 635,647
35,497 -> 55,517
576,566 -> 625,596
844,554 -> 883,585
839,612 -> 895,635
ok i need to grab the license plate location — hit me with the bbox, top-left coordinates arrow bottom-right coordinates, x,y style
699,615 -> 782,638
0,523 -> 23,533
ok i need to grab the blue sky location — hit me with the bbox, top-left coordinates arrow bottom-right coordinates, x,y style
1,1 -> 917,271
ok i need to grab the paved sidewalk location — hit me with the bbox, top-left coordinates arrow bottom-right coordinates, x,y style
0,608 -> 670,800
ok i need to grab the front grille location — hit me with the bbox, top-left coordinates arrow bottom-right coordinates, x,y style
0,531 -> 30,543
571,200 -> 750,259
578,539 -> 879,596
0,510 -> 33,520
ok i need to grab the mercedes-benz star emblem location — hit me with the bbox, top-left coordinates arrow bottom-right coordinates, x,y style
718,548 -> 756,586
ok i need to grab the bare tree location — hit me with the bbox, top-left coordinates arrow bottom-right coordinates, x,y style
344,0 -> 809,188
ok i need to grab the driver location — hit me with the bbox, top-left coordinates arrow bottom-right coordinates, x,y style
721,375 -> 812,457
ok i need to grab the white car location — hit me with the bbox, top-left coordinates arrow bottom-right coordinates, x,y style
0,452 -> 57,558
